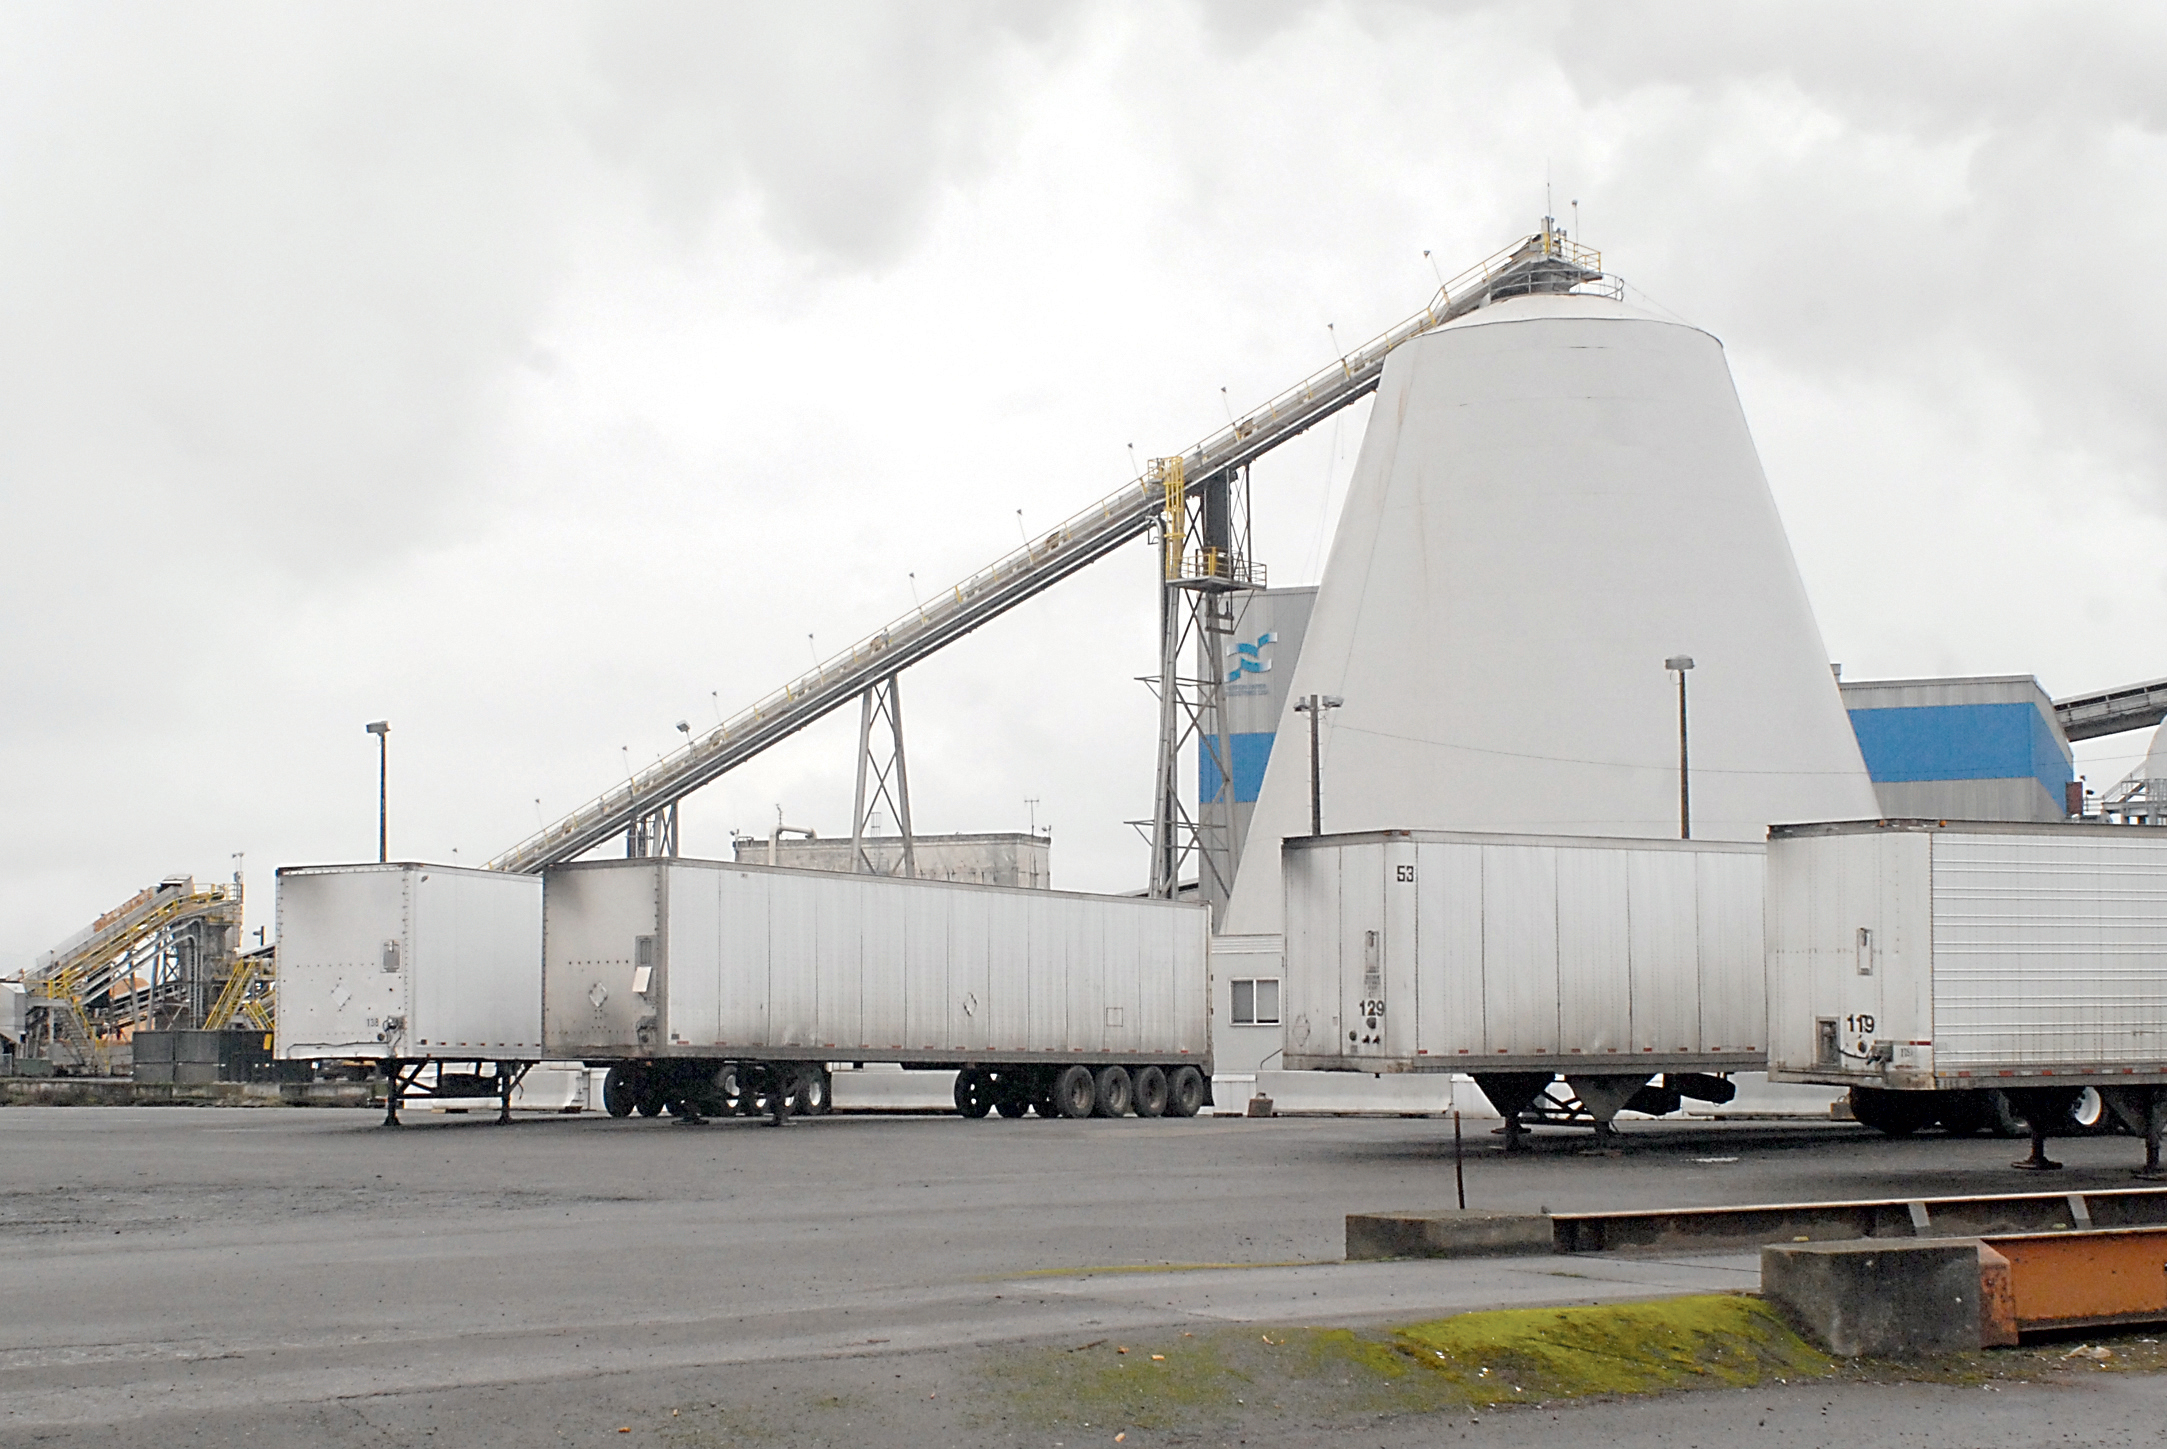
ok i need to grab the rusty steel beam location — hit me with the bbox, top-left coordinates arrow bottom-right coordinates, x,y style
1983,1226 -> 2167,1334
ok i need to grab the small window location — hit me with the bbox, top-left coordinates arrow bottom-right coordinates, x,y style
1231,978 -> 1281,1027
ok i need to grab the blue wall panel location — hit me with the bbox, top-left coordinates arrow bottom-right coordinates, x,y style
1199,732 -> 1277,804
1847,702 -> 2071,800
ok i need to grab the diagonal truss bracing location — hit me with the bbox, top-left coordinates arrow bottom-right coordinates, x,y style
489,228 -> 1603,875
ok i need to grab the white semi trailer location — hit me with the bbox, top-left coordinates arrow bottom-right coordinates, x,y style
542,857 -> 1212,1122
1766,819 -> 2167,1172
1281,829 -> 1767,1144
274,863 -> 545,1123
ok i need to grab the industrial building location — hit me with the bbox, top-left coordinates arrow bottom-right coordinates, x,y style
1840,675 -> 2074,822
21,219 -> 2167,1136
729,831 -> 1051,889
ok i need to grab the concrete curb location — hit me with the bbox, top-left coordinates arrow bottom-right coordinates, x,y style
1346,1210 -> 1555,1260
0,1080 -> 376,1108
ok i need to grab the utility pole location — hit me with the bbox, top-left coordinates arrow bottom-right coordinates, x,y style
1292,694 -> 1344,836
365,720 -> 391,861
1664,658 -> 1693,839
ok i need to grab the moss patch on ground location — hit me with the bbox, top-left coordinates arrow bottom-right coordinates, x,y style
986,1293 -> 1830,1432
1392,1294 -> 1830,1405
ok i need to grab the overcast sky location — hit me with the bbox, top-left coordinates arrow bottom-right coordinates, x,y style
4,1 -> 2164,966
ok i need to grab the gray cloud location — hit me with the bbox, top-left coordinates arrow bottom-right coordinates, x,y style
579,3 -> 1078,266
5,1 -> 2163,970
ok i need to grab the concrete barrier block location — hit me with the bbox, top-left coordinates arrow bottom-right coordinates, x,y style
1346,1210 -> 1554,1261
1977,1243 -> 2017,1347
1761,1239 -> 1982,1356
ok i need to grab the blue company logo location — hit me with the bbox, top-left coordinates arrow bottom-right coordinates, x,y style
1226,632 -> 1277,683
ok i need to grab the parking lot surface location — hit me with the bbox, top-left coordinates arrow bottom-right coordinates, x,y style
1,1106 -> 2157,1446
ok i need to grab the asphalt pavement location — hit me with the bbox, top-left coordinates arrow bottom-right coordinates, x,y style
1,1105 -> 2158,1446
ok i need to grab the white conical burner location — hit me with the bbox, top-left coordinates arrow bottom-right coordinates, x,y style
1222,290 -> 1879,935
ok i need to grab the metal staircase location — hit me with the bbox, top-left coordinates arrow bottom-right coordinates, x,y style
204,947 -> 275,1031
489,225 -> 1609,876
23,877 -> 245,1061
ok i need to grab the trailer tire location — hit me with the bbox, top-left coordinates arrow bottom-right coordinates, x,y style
1166,1065 -> 1205,1119
955,1068 -> 994,1118
991,1071 -> 1031,1118
1053,1065 -> 1098,1119
1093,1066 -> 1133,1118
635,1092 -> 666,1118
1934,1091 -> 1991,1136
602,1066 -> 639,1118
1849,1086 -> 1931,1137
794,1068 -> 830,1117
1131,1065 -> 1169,1118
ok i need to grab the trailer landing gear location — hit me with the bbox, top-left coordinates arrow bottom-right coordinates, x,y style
2004,1087 -> 2082,1171
1472,1073 -> 1552,1153
381,1058 -> 406,1128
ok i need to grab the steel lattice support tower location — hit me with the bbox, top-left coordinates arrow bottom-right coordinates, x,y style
1146,464 -> 1260,921
851,673 -> 917,877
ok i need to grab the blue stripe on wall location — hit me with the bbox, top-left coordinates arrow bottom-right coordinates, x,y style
1847,702 -> 2072,800
1199,732 -> 1276,805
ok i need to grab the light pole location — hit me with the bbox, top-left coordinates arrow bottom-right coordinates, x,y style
1663,658 -> 1693,839
365,720 -> 390,861
1292,694 -> 1344,836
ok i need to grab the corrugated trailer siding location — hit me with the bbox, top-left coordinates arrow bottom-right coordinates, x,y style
1556,847 -> 1630,1056
716,868 -> 768,1043
1168,911 -> 1207,1056
545,860 -> 1207,1060
902,885 -> 948,1050
1483,845 -> 1559,1055
1383,839 -> 1420,1060
767,875 -> 817,1047
1415,841 -> 1484,1058
1283,840 -> 1339,1061
1341,842 -> 1388,1063
1626,850 -> 1697,1054
1696,850 -> 1766,1051
1933,832 -> 2167,1071
666,865 -> 720,1044
1285,833 -> 1765,1072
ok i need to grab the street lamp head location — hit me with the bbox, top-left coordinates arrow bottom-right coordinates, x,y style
1321,695 -> 1345,709
675,720 -> 691,736
365,720 -> 390,736
1664,656 -> 1694,673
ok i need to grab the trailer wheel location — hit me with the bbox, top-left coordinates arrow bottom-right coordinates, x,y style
1131,1065 -> 1169,1118
1849,1086 -> 1931,1137
954,1068 -> 994,1118
1092,1066 -> 1133,1118
794,1068 -> 830,1117
635,1093 -> 666,1117
991,1071 -> 1030,1117
602,1066 -> 640,1118
1053,1065 -> 1097,1119
1165,1065 -> 1205,1119
1934,1091 -> 1990,1136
